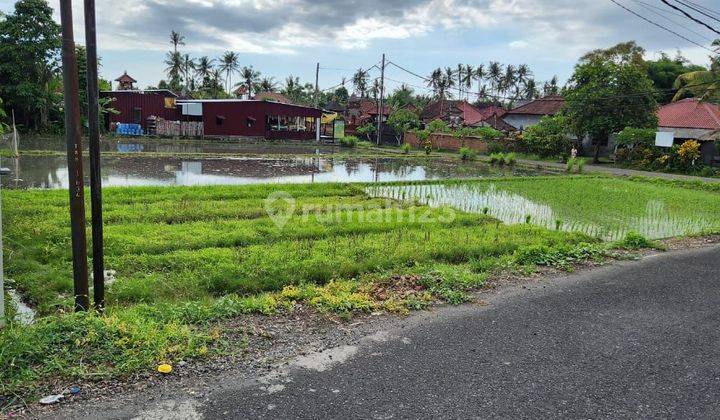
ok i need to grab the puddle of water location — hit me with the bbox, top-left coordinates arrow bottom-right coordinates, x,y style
367,183 -> 716,240
1,155 -> 543,189
8,289 -> 35,325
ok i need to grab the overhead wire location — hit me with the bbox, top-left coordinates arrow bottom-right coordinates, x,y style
660,0 -> 720,35
608,0 -> 716,52
631,0 -> 716,42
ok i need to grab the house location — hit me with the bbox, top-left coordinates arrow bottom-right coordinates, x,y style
658,98 -> 720,165
101,89 -> 180,130
503,95 -> 565,130
253,92 -> 293,104
420,100 -> 484,128
346,96 -> 388,126
114,71 -> 137,90
102,89 -> 322,140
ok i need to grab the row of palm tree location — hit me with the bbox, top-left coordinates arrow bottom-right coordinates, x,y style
426,62 -> 559,103
163,31 -> 280,98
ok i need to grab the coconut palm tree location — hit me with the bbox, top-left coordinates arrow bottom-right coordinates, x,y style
501,64 -> 517,98
487,61 -> 503,100
516,64 -> 531,87
236,66 -> 260,98
672,40 -> 720,102
181,54 -> 196,92
218,51 -> 240,93
195,56 -> 215,86
462,64 -> 474,101
524,78 -> 539,100
456,63 -> 465,98
170,30 -> 185,54
474,64 -> 486,100
543,75 -> 560,96
444,67 -> 456,96
427,68 -> 443,97
257,77 -> 277,93
352,68 -> 369,97
164,51 -> 183,90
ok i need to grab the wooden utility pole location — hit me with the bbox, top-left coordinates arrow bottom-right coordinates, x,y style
314,62 -> 320,107
376,53 -> 385,145
60,0 -> 90,311
84,0 -> 105,310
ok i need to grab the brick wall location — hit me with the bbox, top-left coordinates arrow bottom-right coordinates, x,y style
404,132 -> 489,153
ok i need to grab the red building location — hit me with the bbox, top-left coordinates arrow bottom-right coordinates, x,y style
101,89 -> 180,130
102,91 -> 322,140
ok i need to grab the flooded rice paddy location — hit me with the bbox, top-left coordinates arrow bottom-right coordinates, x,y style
366,183 -> 718,240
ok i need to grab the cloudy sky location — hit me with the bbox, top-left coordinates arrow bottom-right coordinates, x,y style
1,0 -> 718,94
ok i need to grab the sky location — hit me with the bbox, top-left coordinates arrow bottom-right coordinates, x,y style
1,0 -> 718,96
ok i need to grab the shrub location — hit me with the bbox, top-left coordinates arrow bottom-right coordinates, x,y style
677,140 -> 701,167
459,147 -> 476,161
522,114 -> 572,158
356,123 -> 376,142
577,158 -> 586,173
616,231 -> 659,249
425,119 -> 450,133
615,127 -> 656,149
503,152 -> 516,166
339,135 -> 359,148
566,157 -> 576,172
423,139 -> 432,155
489,153 -> 505,165
401,143 -> 411,154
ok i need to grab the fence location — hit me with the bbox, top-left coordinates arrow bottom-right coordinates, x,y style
152,118 -> 204,138
404,132 -> 489,153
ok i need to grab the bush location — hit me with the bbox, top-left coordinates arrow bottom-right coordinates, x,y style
425,119 -> 450,133
401,143 -> 411,154
489,153 -> 505,165
356,123 -> 376,142
503,152 -> 516,166
615,127 -> 656,149
577,158 -> 586,173
459,147 -> 476,161
566,157 -> 576,172
616,231 -> 659,249
522,114 -> 572,158
339,135 -> 359,148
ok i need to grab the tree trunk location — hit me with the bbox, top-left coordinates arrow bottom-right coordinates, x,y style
593,142 -> 601,164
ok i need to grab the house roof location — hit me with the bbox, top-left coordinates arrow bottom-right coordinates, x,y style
465,104 -> 506,126
101,89 -> 177,98
351,98 -> 389,116
658,98 -> 720,130
115,72 -> 137,83
420,100 -> 484,123
480,114 -> 516,132
506,95 -> 564,116
253,91 -> 293,104
325,101 -> 347,112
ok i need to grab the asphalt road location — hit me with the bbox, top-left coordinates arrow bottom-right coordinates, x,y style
201,246 -> 720,419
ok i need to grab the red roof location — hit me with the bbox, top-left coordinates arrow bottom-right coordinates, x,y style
420,100 -> 487,124
354,98 -> 388,116
253,92 -> 293,104
115,72 -> 137,83
506,95 -> 564,116
658,98 -> 720,130
465,104 -> 506,126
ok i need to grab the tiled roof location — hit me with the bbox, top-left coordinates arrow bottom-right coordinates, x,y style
253,92 -> 293,104
352,98 -> 389,116
658,98 -> 720,130
115,72 -> 137,83
506,95 -> 564,116
465,104 -> 506,126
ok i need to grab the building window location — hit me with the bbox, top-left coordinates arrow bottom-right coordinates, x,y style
216,115 -> 226,126
133,107 -> 142,124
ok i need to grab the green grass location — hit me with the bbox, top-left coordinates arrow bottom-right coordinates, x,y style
2,176 -> 706,399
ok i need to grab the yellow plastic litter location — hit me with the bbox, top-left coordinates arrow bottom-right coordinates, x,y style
157,364 -> 173,374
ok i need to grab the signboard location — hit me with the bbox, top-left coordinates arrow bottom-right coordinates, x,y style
655,131 -> 674,148
334,119 -> 345,139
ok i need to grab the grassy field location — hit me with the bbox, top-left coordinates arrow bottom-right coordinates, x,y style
2,175 -> 719,398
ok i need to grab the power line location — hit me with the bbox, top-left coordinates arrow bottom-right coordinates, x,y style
608,0 -> 716,52
674,0 -> 720,24
660,0 -> 720,35
682,0 -> 720,19
320,62 -> 380,92
631,0 -> 716,42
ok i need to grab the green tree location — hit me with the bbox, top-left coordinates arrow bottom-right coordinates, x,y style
352,68 -> 368,97
387,108 -> 420,144
219,51 -> 240,93
564,42 -> 658,162
386,84 -> 415,110
0,0 -> 61,130
672,39 -> 720,102
646,52 -> 706,103
522,114 -> 572,158
236,66 -> 260,98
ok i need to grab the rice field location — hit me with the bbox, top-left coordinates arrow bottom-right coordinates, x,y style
367,176 -> 720,241
2,175 -> 719,397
